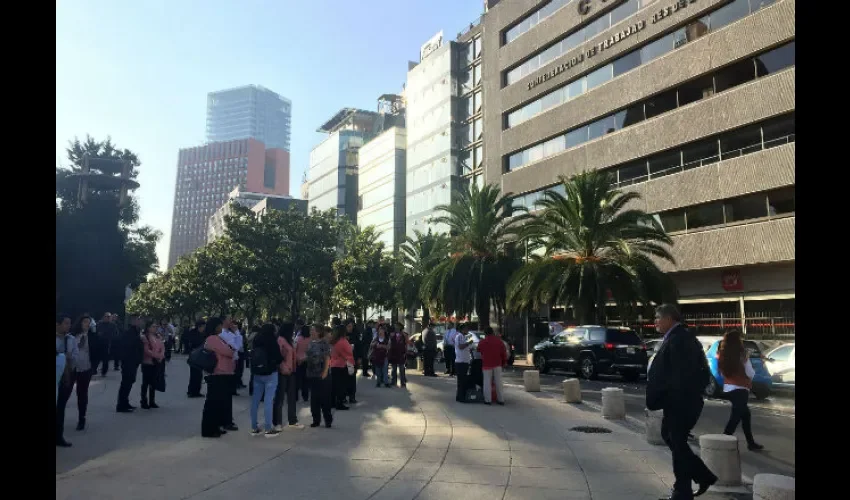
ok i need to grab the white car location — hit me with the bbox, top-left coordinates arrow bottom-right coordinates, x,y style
765,343 -> 795,389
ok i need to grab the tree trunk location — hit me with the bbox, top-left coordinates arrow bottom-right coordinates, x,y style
476,293 -> 489,331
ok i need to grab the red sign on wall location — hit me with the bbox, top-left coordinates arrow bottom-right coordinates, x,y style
721,269 -> 743,291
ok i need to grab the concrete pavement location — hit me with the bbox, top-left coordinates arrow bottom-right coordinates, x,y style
57,357 -> 750,499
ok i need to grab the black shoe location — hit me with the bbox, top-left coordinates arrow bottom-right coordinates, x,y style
76,418 -> 86,431
56,438 -> 73,447
224,423 -> 239,432
335,405 -> 350,411
140,401 -> 150,410
149,402 -> 160,409
497,401 -> 505,406
694,474 -> 718,497
325,422 -> 332,428
361,373 -> 371,378
188,393 -> 204,398
401,384 -> 407,388
748,442 -> 764,451
348,399 -> 358,404
385,384 -> 392,388
202,432 -> 222,438
310,422 -> 320,428
376,383 -> 382,387
484,402 -> 492,405
116,406 -> 135,413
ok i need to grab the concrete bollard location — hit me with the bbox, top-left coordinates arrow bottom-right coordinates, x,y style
416,357 -> 424,371
699,434 -> 741,486
562,378 -> 581,403
645,409 -> 664,445
526,353 -> 534,365
601,387 -> 626,419
753,474 -> 795,500
523,370 -> 541,392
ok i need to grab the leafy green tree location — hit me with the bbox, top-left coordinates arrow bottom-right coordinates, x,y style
507,170 -> 678,324
422,183 -> 524,330
332,225 -> 395,320
397,229 -> 450,326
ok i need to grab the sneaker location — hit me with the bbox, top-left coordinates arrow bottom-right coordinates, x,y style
250,428 -> 263,437
274,425 -> 284,432
265,429 -> 281,438
286,423 -> 305,430
497,401 -> 505,406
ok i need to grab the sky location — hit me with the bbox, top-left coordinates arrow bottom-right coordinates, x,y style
56,0 -> 483,269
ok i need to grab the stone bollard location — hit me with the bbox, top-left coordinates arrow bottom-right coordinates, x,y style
601,387 -> 626,419
416,357 -> 424,372
562,378 -> 581,403
753,474 -> 795,500
645,409 -> 665,445
523,370 -> 541,392
699,434 -> 741,486
526,353 -> 534,365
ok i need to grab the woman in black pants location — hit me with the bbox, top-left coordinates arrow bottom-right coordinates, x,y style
718,330 -> 764,451
201,318 -> 238,438
329,325 -> 354,410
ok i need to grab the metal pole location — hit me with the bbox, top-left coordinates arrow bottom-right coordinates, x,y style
524,239 -> 529,362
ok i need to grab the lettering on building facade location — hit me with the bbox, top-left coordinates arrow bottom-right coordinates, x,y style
527,0 -> 698,91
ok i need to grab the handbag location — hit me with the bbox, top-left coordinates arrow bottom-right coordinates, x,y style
346,361 -> 355,375
188,347 -> 217,374
154,363 -> 166,392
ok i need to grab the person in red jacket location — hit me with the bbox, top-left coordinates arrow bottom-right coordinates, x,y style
477,327 -> 507,405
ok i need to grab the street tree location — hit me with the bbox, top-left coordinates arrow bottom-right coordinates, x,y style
397,229 -> 450,326
332,225 -> 395,320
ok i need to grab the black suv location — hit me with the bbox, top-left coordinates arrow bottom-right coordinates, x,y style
532,326 -> 647,381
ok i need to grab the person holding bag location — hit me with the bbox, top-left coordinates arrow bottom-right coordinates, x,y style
369,325 -> 390,387
140,321 -> 165,409
329,325 -> 354,410
718,330 -> 764,451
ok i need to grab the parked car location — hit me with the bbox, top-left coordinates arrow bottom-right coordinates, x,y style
699,336 -> 773,400
409,332 -> 445,363
532,326 -> 648,381
644,339 -> 663,357
465,331 -> 516,366
764,343 -> 795,390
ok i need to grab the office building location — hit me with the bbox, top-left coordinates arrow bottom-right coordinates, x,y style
206,85 -> 292,151
480,0 -> 795,334
358,123 -> 407,251
167,138 -> 290,268
207,186 -> 307,242
405,32 -> 476,238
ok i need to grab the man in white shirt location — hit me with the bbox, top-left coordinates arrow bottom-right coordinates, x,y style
453,323 -> 473,403
444,323 -> 457,376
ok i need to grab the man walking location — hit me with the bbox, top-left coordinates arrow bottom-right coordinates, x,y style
184,320 -> 206,397
477,327 -> 506,405
97,313 -> 119,377
422,321 -> 437,377
116,316 -> 144,413
453,323 -> 473,403
443,322 -> 457,376
647,304 -> 717,500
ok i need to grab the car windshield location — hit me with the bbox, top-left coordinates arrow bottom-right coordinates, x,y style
744,340 -> 762,358
606,329 -> 641,344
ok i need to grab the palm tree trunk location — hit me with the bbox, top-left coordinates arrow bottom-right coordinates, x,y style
476,293 -> 489,331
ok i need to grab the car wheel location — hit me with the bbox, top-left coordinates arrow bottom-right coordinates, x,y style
752,387 -> 770,400
621,369 -> 640,382
580,357 -> 598,380
705,376 -> 721,398
534,353 -> 549,374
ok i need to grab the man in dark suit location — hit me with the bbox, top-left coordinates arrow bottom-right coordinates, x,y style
116,316 -> 144,413
183,320 -> 206,397
646,304 -> 717,500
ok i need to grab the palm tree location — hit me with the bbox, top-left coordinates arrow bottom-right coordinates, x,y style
423,182 -> 525,330
398,229 -> 450,326
507,170 -> 678,325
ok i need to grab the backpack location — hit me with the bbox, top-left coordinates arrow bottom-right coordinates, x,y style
305,342 -> 325,378
250,345 -> 276,376
187,347 -> 217,374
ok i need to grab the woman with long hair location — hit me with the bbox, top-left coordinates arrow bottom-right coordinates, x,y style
369,324 -> 390,388
294,324 -> 311,402
329,325 -> 354,410
59,315 -> 95,433
249,324 -> 283,437
305,324 -> 333,428
201,317 -> 236,438
140,321 -> 166,409
344,319 -> 359,404
718,330 -> 764,451
388,323 -> 408,388
272,322 -> 303,431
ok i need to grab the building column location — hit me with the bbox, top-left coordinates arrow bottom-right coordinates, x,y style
739,295 -> 747,335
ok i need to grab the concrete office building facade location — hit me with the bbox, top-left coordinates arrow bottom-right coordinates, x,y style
480,0 -> 795,336
357,127 -> 407,251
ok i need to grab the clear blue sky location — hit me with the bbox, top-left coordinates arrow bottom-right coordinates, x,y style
56,0 -> 483,269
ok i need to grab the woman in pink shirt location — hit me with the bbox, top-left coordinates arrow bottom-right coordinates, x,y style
272,323 -> 303,431
294,325 -> 311,402
202,317 -> 236,438
329,325 -> 354,411
140,321 -> 166,409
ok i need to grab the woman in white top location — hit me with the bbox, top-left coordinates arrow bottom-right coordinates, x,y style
717,330 -> 763,451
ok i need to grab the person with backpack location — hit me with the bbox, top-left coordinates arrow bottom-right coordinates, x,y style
248,324 -> 284,437
369,324 -> 390,388
305,324 -> 333,428
272,322 -> 303,431
329,325 -> 354,410
201,317 -> 237,438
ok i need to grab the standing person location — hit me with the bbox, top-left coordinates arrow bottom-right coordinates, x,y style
305,324 -> 333,428
235,321 -> 248,388
718,330 -> 764,451
140,321 -> 166,409
94,313 -> 117,376
201,317 -> 237,438
160,318 -> 175,363
360,320 -> 374,377
646,304 -> 717,500
247,325 -> 261,396
422,322 -> 437,376
329,325 -> 354,410
110,313 -> 122,371
116,316 -> 144,413
184,320 -> 206,397
443,322 -> 457,376
68,315 -> 96,431
218,316 -> 241,396
273,322 -> 303,431
295,324 -> 311,402
388,323 -> 408,388
453,323 -> 473,402
56,314 -> 77,447
248,324 -> 283,437
344,319 -> 359,404
477,327 -> 507,405
369,325 -> 390,388
56,314 -> 72,404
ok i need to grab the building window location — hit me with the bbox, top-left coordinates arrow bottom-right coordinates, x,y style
724,193 -> 768,222
767,187 -> 794,215
686,202 -> 725,230
263,160 -> 276,189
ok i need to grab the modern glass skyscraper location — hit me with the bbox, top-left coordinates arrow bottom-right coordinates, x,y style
206,85 -> 292,151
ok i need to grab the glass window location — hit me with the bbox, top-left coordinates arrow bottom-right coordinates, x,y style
473,91 -> 482,114
474,118 -> 483,141
474,37 -> 482,59
767,187 -> 794,215
658,210 -> 686,233
562,29 -> 585,54
566,78 -> 586,100
640,33 -> 674,64
682,139 -> 720,168
588,115 -> 617,141
725,193 -> 767,222
616,102 -> 646,128
528,143 -> 544,163
526,99 -> 543,118
541,89 -> 562,113
677,74 -> 715,106
769,345 -> 793,362
644,89 -> 677,119
508,151 -> 524,171
686,202 -> 724,230
584,14 -> 611,40
648,150 -> 681,178
473,64 -> 482,86
613,51 -> 641,77
565,127 -> 588,149
586,64 -> 613,90
762,113 -> 795,148
751,0 -> 776,11
710,0 -> 750,31
755,42 -> 795,77
474,145 -> 484,169
460,149 -> 472,175
611,0 -> 639,26
618,161 -> 649,186
543,135 -> 565,157
720,125 -> 762,159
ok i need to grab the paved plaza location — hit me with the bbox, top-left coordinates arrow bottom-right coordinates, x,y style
57,359 -> 747,500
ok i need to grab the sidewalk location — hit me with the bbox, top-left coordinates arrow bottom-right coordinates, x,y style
57,358 -> 746,499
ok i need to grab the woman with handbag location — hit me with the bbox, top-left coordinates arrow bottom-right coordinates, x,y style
58,315 -> 95,433
370,325 -> 390,388
201,317 -> 236,438
329,325 -> 354,411
140,321 -> 165,409
718,330 -> 764,451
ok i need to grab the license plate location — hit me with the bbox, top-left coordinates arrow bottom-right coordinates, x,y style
627,347 -> 635,354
